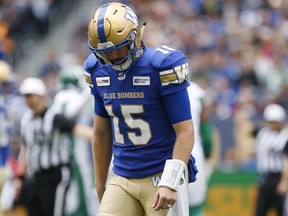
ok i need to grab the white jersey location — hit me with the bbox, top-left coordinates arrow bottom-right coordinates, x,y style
187,82 -> 205,145
187,82 -> 208,206
53,86 -> 98,216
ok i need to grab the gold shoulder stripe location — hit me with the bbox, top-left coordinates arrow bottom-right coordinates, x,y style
160,69 -> 176,83
85,75 -> 92,84
160,73 -> 177,83
84,71 -> 93,87
159,63 -> 189,86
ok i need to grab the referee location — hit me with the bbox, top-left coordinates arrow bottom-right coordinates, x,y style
254,103 -> 288,216
17,77 -> 92,216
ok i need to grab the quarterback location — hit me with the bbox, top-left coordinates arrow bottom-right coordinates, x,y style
84,2 -> 197,216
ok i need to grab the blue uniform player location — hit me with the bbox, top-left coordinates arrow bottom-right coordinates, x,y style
84,2 -> 197,216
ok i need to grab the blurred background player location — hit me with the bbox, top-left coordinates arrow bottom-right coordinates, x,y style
0,61 -> 13,174
187,81 -> 213,216
52,64 -> 98,216
0,60 -> 14,214
0,60 -> 27,215
84,2 -> 197,216
252,103 -> 288,216
17,77 -> 93,216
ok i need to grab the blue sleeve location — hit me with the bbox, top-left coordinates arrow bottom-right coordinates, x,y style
162,88 -> 192,124
94,93 -> 109,118
83,54 -> 109,118
150,46 -> 190,96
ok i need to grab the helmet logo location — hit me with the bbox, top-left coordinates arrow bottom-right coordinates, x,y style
125,7 -> 138,26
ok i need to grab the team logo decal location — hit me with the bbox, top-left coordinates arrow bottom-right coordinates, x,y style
151,176 -> 184,187
133,76 -> 150,86
96,77 -> 110,86
125,6 -> 138,25
159,63 -> 189,86
151,176 -> 161,187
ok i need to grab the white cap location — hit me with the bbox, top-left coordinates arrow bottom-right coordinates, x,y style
19,77 -> 47,96
263,104 -> 286,123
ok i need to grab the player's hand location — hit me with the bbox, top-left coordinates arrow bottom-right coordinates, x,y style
13,177 -> 24,200
276,179 -> 288,195
152,187 -> 176,211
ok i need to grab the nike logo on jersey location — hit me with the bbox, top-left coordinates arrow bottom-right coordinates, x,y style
96,77 -> 110,86
133,76 -> 150,86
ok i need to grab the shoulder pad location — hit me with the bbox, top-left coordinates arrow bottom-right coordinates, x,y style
83,53 -> 98,72
151,46 -> 187,69
83,54 -> 99,87
151,46 -> 189,86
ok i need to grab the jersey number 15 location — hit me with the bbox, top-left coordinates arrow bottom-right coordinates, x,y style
105,104 -> 152,145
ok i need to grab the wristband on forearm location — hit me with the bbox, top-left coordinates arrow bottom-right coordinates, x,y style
158,159 -> 186,191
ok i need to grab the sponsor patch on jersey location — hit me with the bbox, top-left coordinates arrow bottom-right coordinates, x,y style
133,76 -> 150,86
96,77 -> 110,86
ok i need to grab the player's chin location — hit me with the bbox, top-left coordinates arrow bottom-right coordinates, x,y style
111,59 -> 123,64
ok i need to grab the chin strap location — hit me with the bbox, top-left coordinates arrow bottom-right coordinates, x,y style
158,159 -> 186,191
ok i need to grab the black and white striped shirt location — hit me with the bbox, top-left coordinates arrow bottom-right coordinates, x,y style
255,127 -> 288,174
20,106 -> 76,174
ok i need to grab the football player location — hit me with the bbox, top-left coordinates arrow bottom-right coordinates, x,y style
84,2 -> 197,216
187,81 -> 210,216
53,64 -> 98,216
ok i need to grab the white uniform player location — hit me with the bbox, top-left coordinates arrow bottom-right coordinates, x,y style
187,82 -> 208,216
52,65 -> 98,216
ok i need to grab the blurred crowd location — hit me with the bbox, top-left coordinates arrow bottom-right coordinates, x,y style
0,0 -> 80,65
1,0 -> 288,214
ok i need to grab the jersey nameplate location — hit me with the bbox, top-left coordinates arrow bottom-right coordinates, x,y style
96,77 -> 110,86
133,76 -> 150,86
